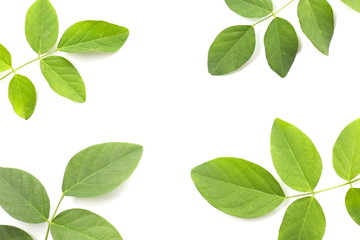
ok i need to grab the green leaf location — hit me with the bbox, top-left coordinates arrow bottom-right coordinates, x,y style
264,18 -> 298,78
345,188 -> 360,225
225,0 -> 273,18
58,21 -> 129,53
191,157 -> 285,218
271,118 -> 322,192
0,44 -> 12,72
341,0 -> 360,12
297,0 -> 334,55
62,142 -> 143,197
279,197 -> 326,240
0,225 -> 33,240
8,74 -> 37,120
25,0 -> 58,54
51,209 -> 122,240
40,56 -> 86,103
208,25 -> 255,75
333,119 -> 360,181
0,168 -> 50,223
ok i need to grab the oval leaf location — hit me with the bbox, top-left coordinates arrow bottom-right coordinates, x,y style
297,0 -> 334,55
51,209 -> 122,240
62,142 -> 143,197
279,197 -> 326,240
208,25 -> 255,75
341,0 -> 360,12
264,18 -> 298,78
40,56 -> 86,102
0,44 -> 12,72
191,157 -> 285,218
25,0 -> 58,54
333,119 -> 360,181
271,118 -> 322,192
0,225 -> 33,240
225,0 -> 273,18
345,188 -> 360,225
58,21 -> 129,53
8,74 -> 37,120
0,168 -> 50,223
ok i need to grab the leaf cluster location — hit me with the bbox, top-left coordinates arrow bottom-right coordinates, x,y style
0,142 -> 143,240
2,0 -> 129,119
191,118 -> 360,239
208,0 -> 359,77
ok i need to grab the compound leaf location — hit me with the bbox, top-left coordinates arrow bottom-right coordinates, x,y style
25,0 -> 58,54
208,25 -> 255,75
225,0 -> 273,18
58,21 -> 129,53
8,74 -> 37,120
345,188 -> 360,225
0,44 -> 12,72
279,197 -> 326,240
0,168 -> 50,223
264,17 -> 298,78
51,209 -> 122,240
297,0 -> 334,55
40,56 -> 86,103
271,118 -> 322,192
191,157 -> 285,218
333,119 -> 360,181
0,225 -> 33,240
341,0 -> 360,12
62,142 -> 143,197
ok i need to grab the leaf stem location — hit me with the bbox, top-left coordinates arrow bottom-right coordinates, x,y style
45,193 -> 65,240
286,177 -> 360,199
252,0 -> 296,27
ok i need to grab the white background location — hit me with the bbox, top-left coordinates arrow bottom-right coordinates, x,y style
0,0 -> 360,239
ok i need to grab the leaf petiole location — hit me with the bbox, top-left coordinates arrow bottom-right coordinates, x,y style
252,0 -> 296,27
44,193 -> 64,240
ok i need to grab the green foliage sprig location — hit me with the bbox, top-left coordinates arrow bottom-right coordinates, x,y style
1,0 -> 129,119
208,0 -> 359,77
0,142 -> 143,240
191,118 -> 360,239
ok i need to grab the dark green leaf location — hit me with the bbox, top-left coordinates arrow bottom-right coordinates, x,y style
0,44 -> 12,72
58,21 -> 129,53
345,188 -> 360,225
297,0 -> 334,55
191,157 -> 285,218
271,118 -> 322,192
264,17 -> 298,78
208,25 -> 255,75
62,142 -> 143,197
0,226 -> 33,240
0,168 -> 50,223
341,0 -> 360,12
25,0 -> 58,54
40,56 -> 86,103
279,197 -> 326,240
8,74 -> 37,120
225,0 -> 273,18
51,209 -> 122,240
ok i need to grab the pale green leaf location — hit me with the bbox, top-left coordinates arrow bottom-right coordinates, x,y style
333,119 -> 360,181
279,197 -> 326,240
208,25 -> 255,75
62,142 -> 143,197
0,44 -> 12,72
58,21 -> 129,53
51,209 -> 122,240
40,56 -> 86,103
0,168 -> 50,223
8,74 -> 37,120
341,0 -> 360,12
0,226 -> 33,240
345,188 -> 360,225
297,0 -> 334,55
264,18 -> 298,78
225,0 -> 273,18
191,157 -> 285,218
25,0 -> 58,54
271,118 -> 322,192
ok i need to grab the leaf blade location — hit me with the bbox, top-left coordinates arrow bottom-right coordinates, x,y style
208,25 -> 256,75
225,0 -> 273,18
0,44 -> 12,72
345,188 -> 360,225
0,225 -> 33,240
341,0 -> 360,12
191,157 -> 285,218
